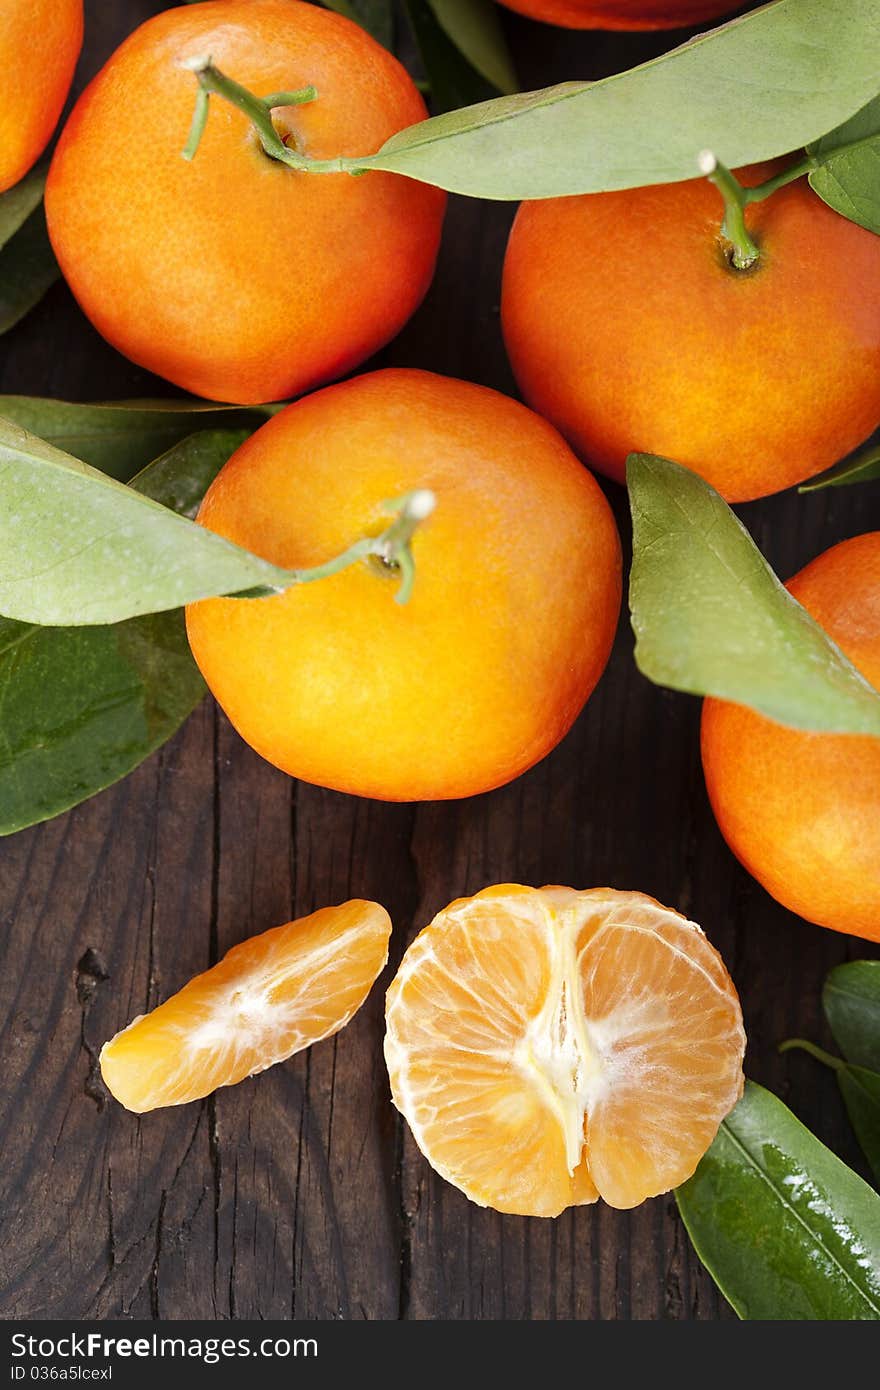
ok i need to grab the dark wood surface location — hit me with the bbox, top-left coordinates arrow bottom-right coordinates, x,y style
1,0 -> 877,1322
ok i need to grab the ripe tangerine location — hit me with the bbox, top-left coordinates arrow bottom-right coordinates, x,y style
502,164 -> 880,502
185,368 -> 622,802
45,0 -> 444,404
495,1 -> 737,28
702,532 -> 880,941
0,0 -> 83,193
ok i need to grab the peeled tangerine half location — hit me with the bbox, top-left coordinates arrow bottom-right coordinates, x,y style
101,901 -> 391,1113
385,886 -> 745,1215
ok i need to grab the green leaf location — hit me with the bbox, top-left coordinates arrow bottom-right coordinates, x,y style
342,0 -> 880,199
426,1 -> 517,95
321,0 -> 394,47
0,167 -> 59,334
404,0 -> 499,111
0,396 -> 276,480
780,1039 -> 880,1191
0,429 -> 250,837
675,1080 -> 880,1320
825,961 -> 880,1072
808,92 -> 880,235
0,417 -> 291,625
799,442 -> 880,492
627,454 -> 880,735
838,1066 -> 880,1187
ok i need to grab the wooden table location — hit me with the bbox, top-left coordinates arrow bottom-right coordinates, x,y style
1,0 -> 876,1321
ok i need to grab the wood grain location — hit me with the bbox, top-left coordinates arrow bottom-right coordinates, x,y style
1,0 -> 878,1321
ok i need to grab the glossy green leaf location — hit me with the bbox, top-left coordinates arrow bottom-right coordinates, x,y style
780,1039 -> 880,1192
676,1081 -> 880,1320
0,396 -> 276,480
838,1066 -> 880,1186
427,1 -> 517,95
321,0 -> 394,47
808,92 -> 880,235
0,430 -> 249,837
799,442 -> 880,492
825,961 -> 880,1072
627,454 -> 880,735
340,0 -> 880,199
404,0 -> 498,111
0,167 -> 59,334
0,417 -> 290,625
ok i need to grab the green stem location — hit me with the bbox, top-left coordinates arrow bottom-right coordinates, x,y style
743,153 -> 818,204
181,57 -> 346,173
698,149 -> 760,270
289,488 -> 436,605
779,1038 -> 845,1072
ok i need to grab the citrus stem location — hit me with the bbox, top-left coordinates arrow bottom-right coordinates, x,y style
289,489 -> 436,605
779,1038 -> 845,1072
698,150 -> 760,270
181,57 -> 348,173
743,153 -> 818,204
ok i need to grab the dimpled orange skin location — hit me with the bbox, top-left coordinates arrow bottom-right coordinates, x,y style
502,165 -> 880,503
0,0 -> 83,193
702,534 -> 880,942
496,0 -> 736,28
45,1 -> 444,405
185,369 -> 622,802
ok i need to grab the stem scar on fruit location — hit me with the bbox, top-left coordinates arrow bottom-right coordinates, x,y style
181,55 -> 353,174
262,487 -> 437,606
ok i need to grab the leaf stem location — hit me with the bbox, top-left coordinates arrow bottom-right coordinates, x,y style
291,489 -> 436,604
779,1038 -> 845,1072
743,153 -> 818,204
698,149 -> 760,270
181,57 -> 348,173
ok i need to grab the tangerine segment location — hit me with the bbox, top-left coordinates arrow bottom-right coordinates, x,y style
101,900 -> 391,1113
385,886 -> 744,1216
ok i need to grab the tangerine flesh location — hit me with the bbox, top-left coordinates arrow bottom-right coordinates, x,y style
385,885 -> 745,1216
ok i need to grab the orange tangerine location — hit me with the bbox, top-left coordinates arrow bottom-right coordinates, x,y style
101,900 -> 391,1112
702,532 -> 880,941
495,1 -> 737,28
385,885 -> 744,1215
185,369 -> 621,802
0,0 -> 83,194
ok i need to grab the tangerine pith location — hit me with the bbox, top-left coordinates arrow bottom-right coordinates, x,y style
502,164 -> 880,502
702,533 -> 880,941
185,368 -> 622,802
45,0 -> 444,404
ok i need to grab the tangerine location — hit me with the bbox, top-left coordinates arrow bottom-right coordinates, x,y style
385,885 -> 745,1215
702,533 -> 880,941
502,164 -> 880,502
0,0 -> 83,193
496,1 -> 736,27
185,368 -> 622,802
45,0 -> 444,404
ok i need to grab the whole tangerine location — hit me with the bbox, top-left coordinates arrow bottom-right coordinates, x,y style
0,0 -> 83,193
495,1 -> 736,27
502,164 -> 880,502
701,532 -> 880,941
185,369 -> 622,802
45,0 -> 444,404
